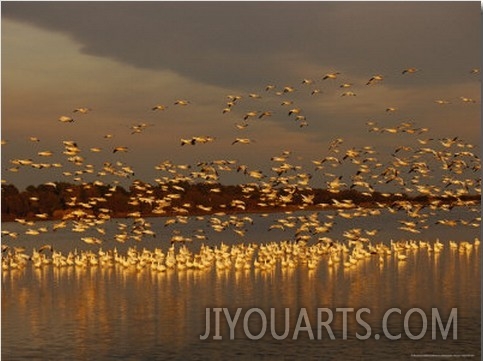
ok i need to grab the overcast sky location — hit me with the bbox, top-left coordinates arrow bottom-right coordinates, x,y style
1,2 -> 481,190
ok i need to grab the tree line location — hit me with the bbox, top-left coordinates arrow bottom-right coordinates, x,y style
1,181 -> 479,222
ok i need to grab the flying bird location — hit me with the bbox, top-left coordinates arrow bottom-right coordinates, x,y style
243,111 -> 258,120
174,100 -> 190,106
402,68 -> 419,75
234,122 -> 249,130
73,107 -> 91,114
59,115 -> 74,123
113,146 -> 128,153
366,74 -> 383,85
323,72 -> 340,80
232,138 -> 253,145
258,111 -> 273,119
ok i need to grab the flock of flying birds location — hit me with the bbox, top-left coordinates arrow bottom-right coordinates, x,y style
1,67 -> 481,273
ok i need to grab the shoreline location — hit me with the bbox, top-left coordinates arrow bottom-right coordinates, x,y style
1,197 -> 479,223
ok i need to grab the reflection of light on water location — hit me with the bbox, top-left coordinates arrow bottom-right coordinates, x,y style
2,244 -> 479,357
395,256 -> 407,272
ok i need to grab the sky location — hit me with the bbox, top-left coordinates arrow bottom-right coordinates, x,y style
1,2 -> 481,190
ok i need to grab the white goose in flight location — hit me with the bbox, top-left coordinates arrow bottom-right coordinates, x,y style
232,138 -> 253,145
59,115 -> 74,123
113,146 -> 128,153
401,68 -> 419,75
366,74 -> 383,85
323,72 -> 340,80
174,99 -> 190,106
73,107 -> 91,114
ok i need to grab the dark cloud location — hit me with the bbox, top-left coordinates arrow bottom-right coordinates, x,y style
3,2 -> 480,88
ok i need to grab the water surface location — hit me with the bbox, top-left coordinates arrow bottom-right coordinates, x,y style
2,209 -> 481,360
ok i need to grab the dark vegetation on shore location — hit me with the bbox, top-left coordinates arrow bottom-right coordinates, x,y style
1,181 -> 479,222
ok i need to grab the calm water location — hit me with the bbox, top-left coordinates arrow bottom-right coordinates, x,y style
2,208 -> 481,360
